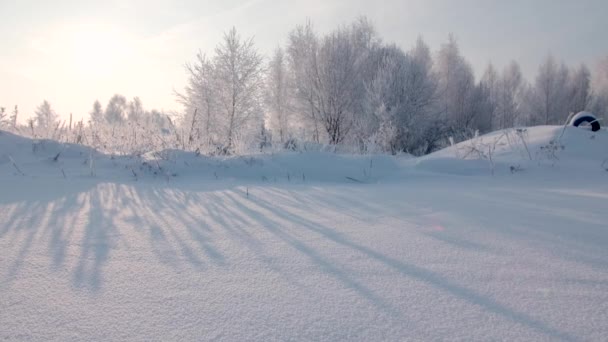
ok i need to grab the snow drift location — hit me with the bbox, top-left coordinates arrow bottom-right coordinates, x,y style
0,130 -> 407,183
415,125 -> 608,177
2,126 -> 607,184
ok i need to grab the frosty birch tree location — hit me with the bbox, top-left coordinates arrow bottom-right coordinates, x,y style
9,105 -> 19,130
212,27 -> 264,153
105,94 -> 127,124
179,52 -> 216,150
493,61 -> 525,129
127,97 -> 144,122
0,107 -> 6,129
435,35 -> 477,139
10,105 -> 19,130
266,47 -> 292,144
527,55 -> 570,125
314,29 -> 361,144
287,21 -> 321,142
481,64 -> 499,129
401,37 -> 441,154
567,64 -> 591,114
34,100 -> 59,138
90,100 -> 104,125
87,100 -> 104,148
364,45 -> 409,152
364,39 -> 439,154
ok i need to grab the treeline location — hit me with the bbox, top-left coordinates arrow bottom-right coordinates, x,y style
1,95 -> 174,155
178,17 -> 608,155
2,17 -> 608,156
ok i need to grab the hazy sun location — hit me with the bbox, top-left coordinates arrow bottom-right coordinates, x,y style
28,23 -> 134,81
65,26 -> 133,77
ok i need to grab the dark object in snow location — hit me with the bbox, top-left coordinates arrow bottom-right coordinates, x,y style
570,112 -> 600,132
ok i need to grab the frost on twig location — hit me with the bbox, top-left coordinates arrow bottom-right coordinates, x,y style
459,132 -> 507,175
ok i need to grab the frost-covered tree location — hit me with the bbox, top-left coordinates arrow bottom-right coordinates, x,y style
567,64 -> 591,114
402,37 -> 441,154
292,18 -> 378,146
349,16 -> 380,55
472,81 -> 495,132
287,21 -> 322,142
34,100 -> 59,138
314,28 -> 361,144
90,100 -> 104,125
406,37 -> 438,115
266,47 -> 292,144
211,27 -> 265,153
526,55 -> 570,125
364,38 -> 440,155
105,94 -> 127,124
435,35 -> 478,139
91,94 -> 176,154
494,61 -> 525,129
179,28 -> 265,154
178,52 -> 217,150
9,105 -> 19,130
0,107 -> 6,129
480,64 -> 499,129
127,97 -> 144,122
345,16 -> 382,140
364,45 -> 409,152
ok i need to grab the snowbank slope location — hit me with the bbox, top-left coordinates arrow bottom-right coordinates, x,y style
3,126 -> 607,183
415,126 -> 608,177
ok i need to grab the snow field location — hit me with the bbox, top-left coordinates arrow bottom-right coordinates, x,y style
1,126 -> 607,341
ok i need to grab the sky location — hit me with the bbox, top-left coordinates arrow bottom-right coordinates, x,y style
1,0 -> 607,122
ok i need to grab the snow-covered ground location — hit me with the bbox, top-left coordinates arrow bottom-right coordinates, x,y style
1,127 -> 607,341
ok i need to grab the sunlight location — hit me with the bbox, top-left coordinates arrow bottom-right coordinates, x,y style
66,25 -> 133,78
28,23 -> 136,80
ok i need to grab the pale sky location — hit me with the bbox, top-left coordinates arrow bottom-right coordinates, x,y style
1,0 -> 607,122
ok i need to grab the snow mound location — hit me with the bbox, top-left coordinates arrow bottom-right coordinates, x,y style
415,126 -> 608,176
0,131 -> 104,179
2,126 -> 606,183
146,151 -> 406,183
0,130 -> 406,183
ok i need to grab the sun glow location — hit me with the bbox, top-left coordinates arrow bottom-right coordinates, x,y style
66,25 -> 133,78
30,23 -> 135,80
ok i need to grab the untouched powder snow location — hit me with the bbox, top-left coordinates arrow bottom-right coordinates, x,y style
1,127 -> 607,341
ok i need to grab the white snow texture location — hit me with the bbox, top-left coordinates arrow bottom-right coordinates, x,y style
1,126 -> 607,341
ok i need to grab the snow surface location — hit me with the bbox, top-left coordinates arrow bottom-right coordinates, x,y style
1,127 -> 607,341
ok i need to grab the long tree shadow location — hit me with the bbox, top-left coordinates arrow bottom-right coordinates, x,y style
1,185 -> 92,288
123,186 -> 226,270
72,185 -> 119,291
218,190 -> 402,318
229,187 -> 578,341
119,181 -> 591,340
0,177 -> 601,340
452,188 -> 608,271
